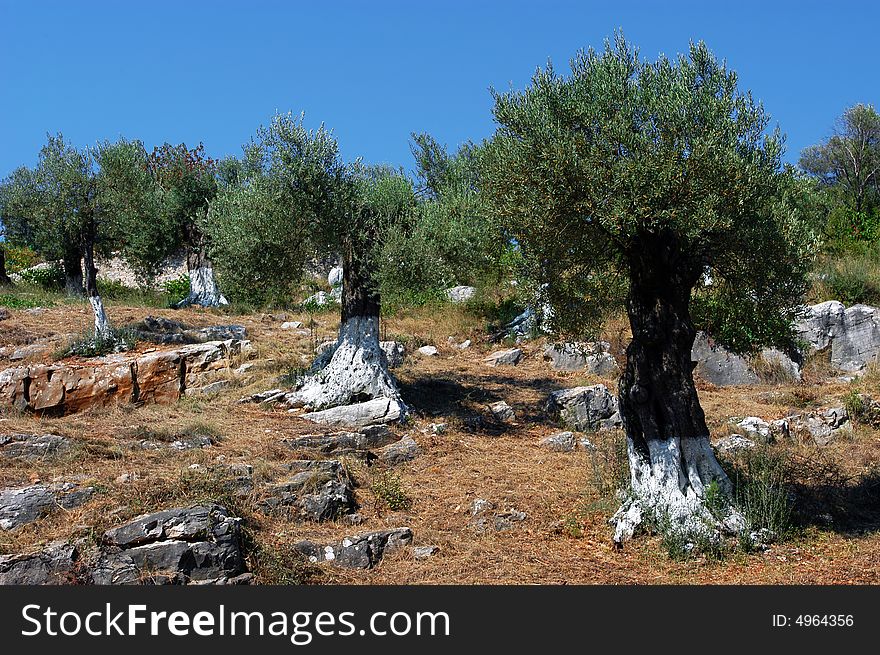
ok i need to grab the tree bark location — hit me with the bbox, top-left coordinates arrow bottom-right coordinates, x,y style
0,248 -> 12,286
81,233 -> 111,338
287,239 -> 405,413
176,226 -> 227,308
611,231 -> 743,544
62,246 -> 84,296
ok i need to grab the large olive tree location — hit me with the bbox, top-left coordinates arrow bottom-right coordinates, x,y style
482,37 -> 815,544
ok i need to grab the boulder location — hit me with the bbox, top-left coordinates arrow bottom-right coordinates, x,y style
734,417 -> 773,444
302,291 -> 336,307
301,397 -> 404,429
377,436 -> 421,464
380,341 -> 405,368
484,348 -> 523,367
328,266 -> 344,288
691,332 -> 759,386
93,504 -> 246,584
260,462 -> 356,522
281,425 -> 396,453
295,528 -> 413,569
445,286 -> 476,303
0,541 -> 79,585
542,342 -> 620,376
545,384 -> 621,432
796,301 -> 880,371
787,407 -> 852,446
488,400 -> 516,422
0,483 -> 95,530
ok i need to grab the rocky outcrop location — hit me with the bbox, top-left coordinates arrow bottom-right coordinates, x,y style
796,301 -> 880,371
377,436 -> 421,464
0,483 -> 95,530
295,528 -> 413,569
131,316 -> 247,345
92,504 -> 248,585
0,339 -> 249,414
545,384 -> 622,432
691,332 -> 801,386
280,425 -> 396,454
0,541 -> 80,585
260,460 -> 356,522
542,342 -> 620,376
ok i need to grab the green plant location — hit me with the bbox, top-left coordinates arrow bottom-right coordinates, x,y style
371,470 -> 412,511
0,293 -> 44,309
59,327 -> 137,358
162,274 -> 191,306
18,262 -> 65,290
729,447 -> 793,544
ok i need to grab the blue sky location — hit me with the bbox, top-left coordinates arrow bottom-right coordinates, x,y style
1,0 -> 877,178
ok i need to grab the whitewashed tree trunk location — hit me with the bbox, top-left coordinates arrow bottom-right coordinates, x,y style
89,295 -> 112,339
177,264 -> 228,307
290,314 -> 404,411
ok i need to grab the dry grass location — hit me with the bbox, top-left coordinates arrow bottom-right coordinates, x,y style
1,300 -> 880,584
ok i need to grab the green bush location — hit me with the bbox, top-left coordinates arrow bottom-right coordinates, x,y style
371,470 -> 412,511
18,262 -> 65,290
162,274 -> 191,306
2,245 -> 41,274
0,293 -> 44,309
59,327 -> 137,358
820,253 -> 880,305
729,447 -> 794,546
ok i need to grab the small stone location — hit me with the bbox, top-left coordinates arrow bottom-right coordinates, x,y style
714,434 -> 757,454
281,321 -> 304,330
488,400 -> 516,422
417,345 -> 439,357
471,498 -> 494,516
430,423 -> 447,434
458,339 -> 471,350
539,431 -> 576,452
378,436 -> 421,465
484,348 -> 523,367
412,545 -> 439,560
114,472 -> 139,484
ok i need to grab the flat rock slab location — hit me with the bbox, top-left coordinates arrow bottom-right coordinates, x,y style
484,348 -> 523,367
94,504 -> 247,585
542,342 -> 619,375
280,425 -> 395,453
0,433 -> 70,460
295,528 -> 413,569
0,541 -> 79,585
301,397 -> 404,429
0,483 -> 95,530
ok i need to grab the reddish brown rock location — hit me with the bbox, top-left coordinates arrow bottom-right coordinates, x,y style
134,351 -> 183,404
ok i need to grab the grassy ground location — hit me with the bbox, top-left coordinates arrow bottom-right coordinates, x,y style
1,291 -> 879,584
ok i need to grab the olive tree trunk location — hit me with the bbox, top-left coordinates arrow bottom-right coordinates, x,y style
611,233 -> 743,545
62,246 -> 84,297
177,227 -> 227,308
81,237 -> 111,338
0,248 -> 12,286
289,242 -> 404,412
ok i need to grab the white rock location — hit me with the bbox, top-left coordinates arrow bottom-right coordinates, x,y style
417,345 -> 439,357
281,321 -> 304,330
445,286 -> 476,303
484,348 -> 523,367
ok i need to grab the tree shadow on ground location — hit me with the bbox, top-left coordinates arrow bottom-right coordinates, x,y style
790,468 -> 880,536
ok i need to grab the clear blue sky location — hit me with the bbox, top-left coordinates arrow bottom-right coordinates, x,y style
1,0 -> 877,178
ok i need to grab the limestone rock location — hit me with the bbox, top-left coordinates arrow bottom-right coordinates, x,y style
484,348 -> 523,367
0,541 -> 79,585
94,504 -> 246,584
542,342 -> 620,376
445,286 -> 476,303
301,397 -> 404,429
280,425 -> 396,453
796,301 -> 880,371
545,384 -> 621,432
377,436 -> 421,464
295,528 -> 413,569
0,433 -> 70,460
714,434 -> 757,454
488,400 -> 516,422
417,345 -> 439,357
538,431 -> 577,452
260,462 -> 356,522
0,483 -> 95,530
692,332 -> 759,386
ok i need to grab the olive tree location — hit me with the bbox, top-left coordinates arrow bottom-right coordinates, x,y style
482,37 -> 815,544
207,113 -> 413,412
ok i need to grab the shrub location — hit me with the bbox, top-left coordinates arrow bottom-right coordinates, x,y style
820,253 -> 880,305
18,262 -> 65,290
3,245 -> 41,273
371,470 -> 412,511
0,293 -> 44,309
162,274 -> 191,306
728,447 -> 794,545
59,327 -> 137,358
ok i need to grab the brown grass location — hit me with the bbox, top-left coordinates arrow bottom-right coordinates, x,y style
1,299 -> 879,584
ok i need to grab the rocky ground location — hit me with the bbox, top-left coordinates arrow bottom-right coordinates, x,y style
1,297 -> 879,585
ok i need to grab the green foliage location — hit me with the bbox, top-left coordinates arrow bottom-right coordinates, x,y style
729,447 -> 794,546
161,274 -> 191,306
2,244 -> 41,273
482,35 -> 816,348
370,470 -> 412,511
0,293 -> 44,309
818,251 -> 880,306
17,262 -> 65,290
60,327 -> 137,358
